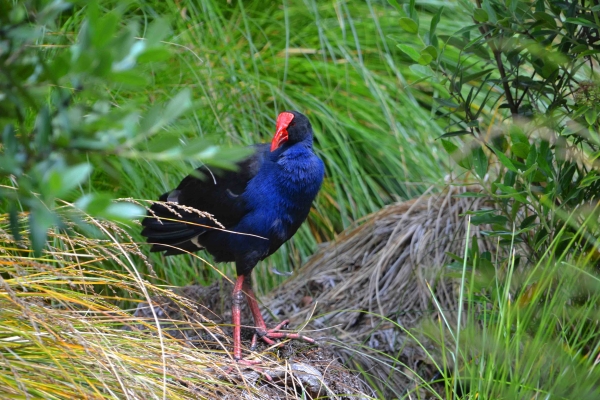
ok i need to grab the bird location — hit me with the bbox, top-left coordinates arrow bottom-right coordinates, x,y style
141,111 -> 325,363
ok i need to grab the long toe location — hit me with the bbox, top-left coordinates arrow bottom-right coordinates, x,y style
253,320 -> 315,349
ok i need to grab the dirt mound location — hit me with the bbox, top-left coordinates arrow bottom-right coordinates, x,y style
131,284 -> 374,399
262,186 -> 495,394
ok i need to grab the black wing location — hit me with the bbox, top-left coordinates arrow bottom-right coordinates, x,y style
141,144 -> 269,255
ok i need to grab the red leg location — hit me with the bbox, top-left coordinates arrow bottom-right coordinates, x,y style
224,274 -> 314,381
242,275 -> 315,350
231,274 -> 246,361
228,274 -> 268,380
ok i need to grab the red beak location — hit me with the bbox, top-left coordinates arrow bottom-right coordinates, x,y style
271,112 -> 294,152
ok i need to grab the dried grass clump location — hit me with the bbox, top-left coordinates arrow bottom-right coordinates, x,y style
0,204 -> 374,399
259,185 -> 499,395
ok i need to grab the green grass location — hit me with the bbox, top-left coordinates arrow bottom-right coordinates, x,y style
81,0 -> 462,292
8,1 -> 600,399
421,218 -> 600,399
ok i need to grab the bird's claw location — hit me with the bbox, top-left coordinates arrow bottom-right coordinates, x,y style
250,319 -> 315,351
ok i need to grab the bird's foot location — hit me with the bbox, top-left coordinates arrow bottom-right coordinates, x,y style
250,319 -> 315,350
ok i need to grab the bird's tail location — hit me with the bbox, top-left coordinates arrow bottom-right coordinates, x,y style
141,193 -> 210,255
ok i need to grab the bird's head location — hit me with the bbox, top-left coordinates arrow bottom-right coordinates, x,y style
270,111 -> 312,152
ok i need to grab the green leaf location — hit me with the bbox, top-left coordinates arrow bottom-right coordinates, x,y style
525,145 -> 537,168
564,17 -> 598,29
110,71 -> 150,86
473,146 -> 488,179
104,202 -> 145,221
409,64 -> 434,78
408,0 -> 418,22
463,68 -> 495,83
9,4 -> 26,23
453,191 -> 489,198
3,124 -> 18,154
111,29 -> 143,72
446,262 -> 467,272
60,163 -> 93,196
509,125 -> 528,144
534,228 -> 549,251
471,213 -> 508,225
145,17 -> 171,45
445,251 -> 465,263
180,138 -> 215,157
397,44 -> 421,62
387,0 -> 403,13
520,214 -> 538,229
76,193 -> 112,215
422,45 -> 438,59
482,0 -> 497,23
474,9 -> 489,22
35,106 -> 51,150
441,139 -> 458,155
436,98 -> 460,108
429,7 -> 444,44
535,0 -> 545,12
417,52 -> 433,65
494,183 -> 529,203
37,0 -> 72,25
522,162 -> 538,178
139,89 -> 192,137
8,202 -> 21,243
138,47 -> 172,63
511,142 -> 530,159
571,44 -> 589,54
164,88 -> 192,122
93,11 -> 119,48
490,145 -> 518,172
29,206 -> 55,257
76,195 -> 144,222
537,140 -> 553,177
578,49 -> 600,58
441,35 -> 466,50
585,108 -> 597,126
399,17 -> 419,34
440,130 -> 471,137
145,134 -> 180,153
579,171 -> 600,188
458,151 -> 474,170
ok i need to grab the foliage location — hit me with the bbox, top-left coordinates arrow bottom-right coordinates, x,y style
390,0 -> 600,397
391,0 -> 600,258
0,0 -> 246,256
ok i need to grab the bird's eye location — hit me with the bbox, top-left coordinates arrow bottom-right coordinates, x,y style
289,122 -> 295,127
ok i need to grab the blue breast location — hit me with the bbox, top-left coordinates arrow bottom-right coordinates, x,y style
231,144 -> 324,257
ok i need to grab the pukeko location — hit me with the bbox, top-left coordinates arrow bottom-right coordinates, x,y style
141,111 -> 324,363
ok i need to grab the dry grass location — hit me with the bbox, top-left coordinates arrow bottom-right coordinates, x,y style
0,206 -> 373,399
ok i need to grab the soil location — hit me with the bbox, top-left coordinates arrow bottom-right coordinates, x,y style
129,282 -> 375,399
